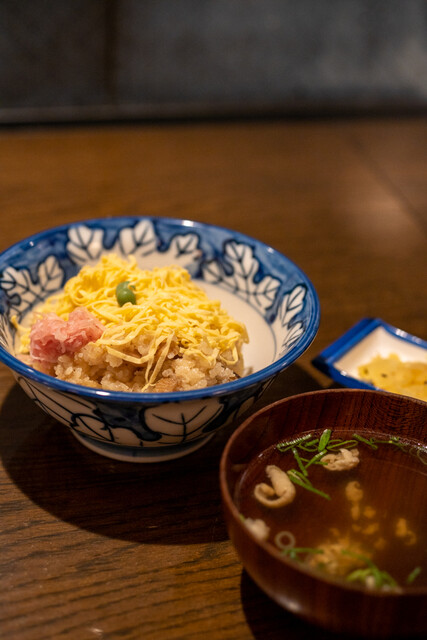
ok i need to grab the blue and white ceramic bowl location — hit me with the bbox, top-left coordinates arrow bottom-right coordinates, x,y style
0,217 -> 320,462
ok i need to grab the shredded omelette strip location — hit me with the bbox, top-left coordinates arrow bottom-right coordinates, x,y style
17,254 -> 248,388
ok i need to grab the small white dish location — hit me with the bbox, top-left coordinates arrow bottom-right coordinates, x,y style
312,318 -> 427,391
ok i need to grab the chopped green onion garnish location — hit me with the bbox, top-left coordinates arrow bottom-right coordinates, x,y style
304,449 -> 327,470
341,550 -> 398,589
292,447 -> 307,476
288,470 -> 331,500
407,566 -> 422,584
277,433 -> 312,452
346,568 -> 372,583
341,549 -> 372,564
327,439 -> 358,450
290,468 -> 312,484
305,439 -> 320,448
318,428 -> 332,452
299,438 -> 321,452
352,434 -> 378,449
282,547 -> 324,558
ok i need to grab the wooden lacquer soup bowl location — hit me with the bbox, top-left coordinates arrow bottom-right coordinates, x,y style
219,389 -> 427,637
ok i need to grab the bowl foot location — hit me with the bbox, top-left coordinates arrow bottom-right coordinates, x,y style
71,430 -> 214,462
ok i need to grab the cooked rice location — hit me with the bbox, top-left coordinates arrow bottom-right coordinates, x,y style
52,336 -> 243,392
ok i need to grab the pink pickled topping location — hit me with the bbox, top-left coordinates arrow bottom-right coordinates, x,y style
29,307 -> 105,364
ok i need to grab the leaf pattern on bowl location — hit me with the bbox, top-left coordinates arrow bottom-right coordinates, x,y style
0,255 -> 64,319
202,240 -> 280,313
67,226 -> 105,265
143,398 -> 223,444
155,232 -> 202,268
273,284 -> 307,356
115,219 -> 157,258
0,314 -> 14,351
15,374 -> 249,449
17,376 -> 154,446
66,220 -> 202,269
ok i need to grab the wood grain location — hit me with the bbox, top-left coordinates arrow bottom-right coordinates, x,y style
0,117 -> 426,639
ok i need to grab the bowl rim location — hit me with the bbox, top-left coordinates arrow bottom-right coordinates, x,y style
0,215 -> 320,402
219,388 -> 427,597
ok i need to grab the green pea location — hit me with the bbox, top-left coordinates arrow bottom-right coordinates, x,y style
116,281 -> 136,306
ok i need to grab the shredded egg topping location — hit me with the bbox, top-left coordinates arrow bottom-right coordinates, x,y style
18,254 -> 248,386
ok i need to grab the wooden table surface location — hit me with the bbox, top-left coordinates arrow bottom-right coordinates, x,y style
0,117 -> 426,640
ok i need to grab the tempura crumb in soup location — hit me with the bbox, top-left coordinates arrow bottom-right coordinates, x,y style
14,254 -> 249,392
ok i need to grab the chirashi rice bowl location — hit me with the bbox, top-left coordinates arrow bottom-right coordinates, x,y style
14,253 -> 249,393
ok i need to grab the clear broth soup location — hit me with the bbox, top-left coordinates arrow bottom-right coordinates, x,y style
235,429 -> 427,592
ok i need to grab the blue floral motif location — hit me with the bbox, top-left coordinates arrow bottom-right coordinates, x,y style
1,255 -> 64,320
66,220 -> 202,272
0,314 -> 13,351
95,403 -> 162,443
17,376 -> 111,440
272,284 -> 307,358
17,377 -> 163,446
142,398 -> 224,444
16,375 -> 230,448
67,226 -> 105,265
209,378 -> 272,433
202,240 -> 281,313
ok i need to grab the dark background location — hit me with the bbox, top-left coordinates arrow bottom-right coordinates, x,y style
1,0 -> 427,124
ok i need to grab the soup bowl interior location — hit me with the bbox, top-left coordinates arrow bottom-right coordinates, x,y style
220,389 -> 427,637
0,216 -> 319,462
